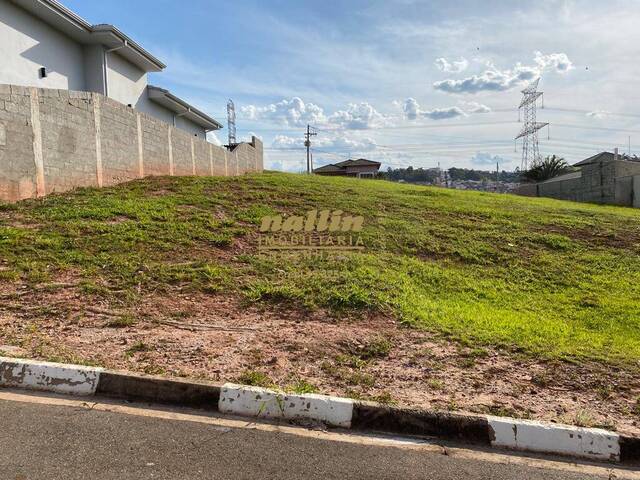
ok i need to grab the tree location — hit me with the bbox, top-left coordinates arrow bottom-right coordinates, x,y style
521,155 -> 572,183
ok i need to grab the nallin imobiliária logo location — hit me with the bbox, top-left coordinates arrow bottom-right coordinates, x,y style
258,209 -> 365,255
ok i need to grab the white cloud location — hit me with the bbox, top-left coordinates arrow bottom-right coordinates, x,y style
424,106 -> 466,120
272,134 -> 377,152
403,98 -> 421,120
435,57 -> 469,73
433,52 -> 573,94
242,98 -> 387,130
328,102 -> 388,129
463,101 -> 492,114
471,152 -> 509,166
586,110 -> 610,119
402,98 -> 466,120
241,97 -> 327,127
534,51 -> 574,74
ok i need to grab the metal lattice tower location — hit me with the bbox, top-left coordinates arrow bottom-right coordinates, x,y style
227,99 -> 237,145
515,78 -> 548,170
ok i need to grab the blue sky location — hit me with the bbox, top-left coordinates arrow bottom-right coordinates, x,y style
62,0 -> 640,172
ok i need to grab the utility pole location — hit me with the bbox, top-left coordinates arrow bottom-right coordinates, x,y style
304,125 -> 317,174
496,161 -> 500,192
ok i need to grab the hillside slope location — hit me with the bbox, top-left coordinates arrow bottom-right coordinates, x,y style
1,172 -> 639,365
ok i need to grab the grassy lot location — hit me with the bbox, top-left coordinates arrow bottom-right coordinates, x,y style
1,172 -> 639,366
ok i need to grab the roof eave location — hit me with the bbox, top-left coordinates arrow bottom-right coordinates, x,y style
11,0 -> 166,73
147,86 -> 223,131
91,25 -> 166,71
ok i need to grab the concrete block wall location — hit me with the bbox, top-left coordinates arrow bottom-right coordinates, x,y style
0,84 -> 263,203
39,90 -> 98,194
515,159 -> 640,208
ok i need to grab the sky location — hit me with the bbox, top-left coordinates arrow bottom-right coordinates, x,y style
61,0 -> 640,172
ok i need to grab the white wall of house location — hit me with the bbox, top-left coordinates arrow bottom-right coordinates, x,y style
105,51 -> 147,107
104,54 -> 207,138
0,0 -> 85,90
83,44 -> 105,94
174,115 -> 207,138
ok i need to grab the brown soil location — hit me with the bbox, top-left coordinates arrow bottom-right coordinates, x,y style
0,282 -> 639,436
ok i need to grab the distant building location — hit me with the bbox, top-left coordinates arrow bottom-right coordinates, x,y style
0,0 -> 222,137
515,151 -> 640,207
314,159 -> 381,178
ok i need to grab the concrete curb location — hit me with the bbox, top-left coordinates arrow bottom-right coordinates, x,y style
219,383 -> 354,428
0,357 -> 637,463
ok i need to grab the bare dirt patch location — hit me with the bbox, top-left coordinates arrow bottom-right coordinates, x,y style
0,284 -> 638,436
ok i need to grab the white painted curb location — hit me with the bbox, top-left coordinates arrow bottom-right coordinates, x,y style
219,383 -> 354,428
488,416 -> 621,462
0,357 -> 103,396
0,357 -> 635,463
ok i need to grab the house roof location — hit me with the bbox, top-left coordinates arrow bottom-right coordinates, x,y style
313,164 -> 344,173
313,158 -> 381,174
334,158 -> 382,168
572,151 -> 640,167
147,86 -> 223,131
573,152 -> 616,167
10,0 -> 166,72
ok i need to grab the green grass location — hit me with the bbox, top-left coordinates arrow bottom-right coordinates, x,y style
1,172 -> 640,365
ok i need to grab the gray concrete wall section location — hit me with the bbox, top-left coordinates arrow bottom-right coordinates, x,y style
100,96 -> 140,187
39,89 -> 98,194
517,158 -> 640,208
193,138 -> 209,176
0,84 -> 37,201
211,143 -> 227,176
169,127 -> 193,177
614,176 -> 634,206
0,84 -> 263,203
140,113 -> 171,177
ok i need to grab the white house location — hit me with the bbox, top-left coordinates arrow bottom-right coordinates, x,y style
0,0 -> 222,138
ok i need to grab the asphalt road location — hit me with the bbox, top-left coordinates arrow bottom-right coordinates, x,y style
0,391 -> 634,480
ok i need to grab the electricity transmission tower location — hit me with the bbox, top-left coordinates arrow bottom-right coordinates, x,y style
227,100 -> 237,145
515,78 -> 548,170
304,125 -> 317,174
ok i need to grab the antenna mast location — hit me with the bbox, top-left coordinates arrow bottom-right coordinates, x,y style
515,78 -> 548,170
227,99 -> 237,145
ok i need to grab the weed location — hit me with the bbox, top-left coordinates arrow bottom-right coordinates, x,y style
595,383 -> 613,400
487,405 -> 519,418
125,341 -> 152,356
288,379 -> 319,395
143,364 -> 165,375
346,371 -> 375,388
371,391 -> 395,405
427,378 -> 446,391
458,357 -> 477,368
335,354 -> 367,370
105,315 -> 137,328
237,370 -> 275,389
530,372 -> 552,388
320,361 -> 339,376
574,410 -> 595,428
